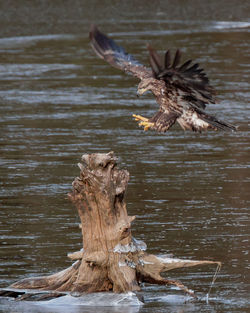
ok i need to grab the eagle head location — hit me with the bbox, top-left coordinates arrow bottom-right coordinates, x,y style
137,78 -> 158,96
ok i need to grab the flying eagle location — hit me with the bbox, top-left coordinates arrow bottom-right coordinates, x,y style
89,25 -> 236,133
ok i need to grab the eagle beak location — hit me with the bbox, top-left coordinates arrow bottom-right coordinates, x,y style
137,88 -> 147,97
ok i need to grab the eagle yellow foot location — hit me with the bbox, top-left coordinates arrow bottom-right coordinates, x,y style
132,114 -> 154,131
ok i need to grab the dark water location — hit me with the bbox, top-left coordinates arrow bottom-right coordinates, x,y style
0,1 -> 249,312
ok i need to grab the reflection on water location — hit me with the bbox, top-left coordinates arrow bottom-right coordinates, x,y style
0,1 -> 249,313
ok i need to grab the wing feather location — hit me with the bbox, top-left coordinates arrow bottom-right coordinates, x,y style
147,46 -> 216,110
178,59 -> 192,72
164,50 -> 171,68
89,25 -> 151,80
147,44 -> 163,78
172,49 -> 181,69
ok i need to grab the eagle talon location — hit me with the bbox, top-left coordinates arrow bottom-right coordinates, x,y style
132,114 -> 149,122
132,114 -> 154,131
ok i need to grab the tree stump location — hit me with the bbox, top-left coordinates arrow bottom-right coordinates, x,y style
2,152 -> 221,300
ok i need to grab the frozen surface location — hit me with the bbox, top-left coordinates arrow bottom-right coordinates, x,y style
43,292 -> 143,306
0,292 -> 143,313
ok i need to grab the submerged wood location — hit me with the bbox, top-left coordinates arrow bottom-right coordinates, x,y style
4,152 -> 221,300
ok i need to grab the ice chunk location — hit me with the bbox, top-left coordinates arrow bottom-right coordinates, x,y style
0,292 -> 143,313
132,237 -> 147,251
114,237 -> 147,253
45,292 -> 143,306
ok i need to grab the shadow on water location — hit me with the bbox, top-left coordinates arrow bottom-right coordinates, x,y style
0,1 -> 249,313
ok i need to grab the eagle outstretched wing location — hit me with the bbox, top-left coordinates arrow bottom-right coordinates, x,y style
89,25 -> 151,80
147,45 -> 216,110
90,25 -> 236,133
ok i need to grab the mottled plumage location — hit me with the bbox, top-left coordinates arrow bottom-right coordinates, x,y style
89,25 -> 236,133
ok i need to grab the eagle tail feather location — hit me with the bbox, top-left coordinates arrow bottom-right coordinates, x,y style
199,113 -> 237,132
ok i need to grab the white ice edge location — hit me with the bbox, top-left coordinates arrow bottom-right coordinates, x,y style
114,237 -> 147,253
156,256 -> 198,264
36,292 -> 143,307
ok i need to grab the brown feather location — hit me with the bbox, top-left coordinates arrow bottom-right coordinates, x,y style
89,24 -> 151,80
147,44 -> 163,77
172,49 -> 181,69
179,59 -> 192,72
164,50 -> 171,68
150,111 -> 180,133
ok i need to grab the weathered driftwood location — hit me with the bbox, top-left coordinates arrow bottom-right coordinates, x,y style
3,152 -> 221,300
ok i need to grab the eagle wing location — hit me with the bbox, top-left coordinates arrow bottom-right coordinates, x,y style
90,25 -> 152,80
147,45 -> 216,110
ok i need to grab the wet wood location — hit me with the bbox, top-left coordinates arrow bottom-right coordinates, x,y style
0,288 -> 66,301
3,152 -> 221,300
